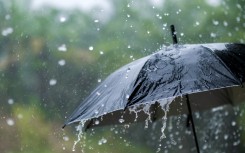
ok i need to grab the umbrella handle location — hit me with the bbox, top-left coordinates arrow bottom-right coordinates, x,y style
170,25 -> 178,44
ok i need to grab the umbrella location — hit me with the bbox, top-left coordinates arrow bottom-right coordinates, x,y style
63,25 -> 245,153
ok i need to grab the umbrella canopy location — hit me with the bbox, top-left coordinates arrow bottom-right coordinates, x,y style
64,43 -> 245,128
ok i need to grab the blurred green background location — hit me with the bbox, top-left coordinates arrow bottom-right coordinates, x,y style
0,0 -> 245,153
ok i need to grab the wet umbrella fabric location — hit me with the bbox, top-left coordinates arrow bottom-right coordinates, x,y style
64,43 -> 245,128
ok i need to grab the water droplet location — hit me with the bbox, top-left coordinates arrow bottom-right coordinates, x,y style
98,79 -> 101,83
231,121 -> 236,126
210,32 -> 216,38
195,21 -> 200,26
224,134 -> 229,140
96,92 -> 101,96
99,51 -> 104,55
236,17 -> 240,22
119,118 -> 125,123
223,21 -> 228,26
49,79 -> 57,86
60,16 -> 67,22
180,33 -> 184,36
5,14 -> 11,20
127,45 -> 131,49
127,14 -> 130,18
17,114 -> 23,119
58,44 -> 67,52
8,99 -> 14,105
94,19 -> 99,23
63,136 -> 69,141
2,27 -> 13,36
126,94 -> 129,99
202,144 -> 208,150
95,120 -> 100,125
89,46 -> 94,51
98,137 -> 107,145
94,110 -> 99,114
58,59 -> 66,66
6,118 -> 15,126
212,20 -> 219,25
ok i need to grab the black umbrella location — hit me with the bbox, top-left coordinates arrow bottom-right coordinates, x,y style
64,25 -> 245,153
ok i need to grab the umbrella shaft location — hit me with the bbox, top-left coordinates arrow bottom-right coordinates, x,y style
186,95 -> 200,153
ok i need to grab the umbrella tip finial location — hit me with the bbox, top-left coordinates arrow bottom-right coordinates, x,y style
170,25 -> 178,45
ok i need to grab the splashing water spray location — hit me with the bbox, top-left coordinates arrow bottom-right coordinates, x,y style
72,120 -> 87,152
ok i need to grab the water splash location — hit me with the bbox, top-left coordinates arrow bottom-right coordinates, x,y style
72,120 -> 87,152
156,98 -> 173,153
129,105 -> 142,122
142,104 -> 152,129
159,98 -> 172,140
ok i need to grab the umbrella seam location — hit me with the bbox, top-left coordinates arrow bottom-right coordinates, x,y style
201,45 -> 242,85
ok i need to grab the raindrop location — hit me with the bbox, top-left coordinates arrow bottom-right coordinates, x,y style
127,14 -> 130,18
58,44 -> 67,52
63,136 -> 69,141
95,120 -> 100,125
5,14 -> 11,20
236,17 -> 240,22
195,21 -> 200,26
126,94 -> 130,99
147,31 -> 150,34
89,46 -> 94,51
49,79 -> 57,86
202,144 -> 208,150
127,45 -> 131,49
236,4 -> 242,9
224,134 -> 229,140
6,118 -> 14,126
8,99 -> 14,105
130,55 -> 133,59
99,51 -> 104,55
180,33 -> 184,36
94,19 -> 99,23
98,79 -> 101,83
59,16 -> 67,22
231,121 -> 236,126
98,138 -> 107,145
233,140 -> 240,146
2,27 -> 13,36
17,114 -> 23,119
96,92 -> 101,96
58,59 -> 66,66
94,110 -> 99,114
223,21 -> 228,26
210,32 -> 216,38
212,20 -> 219,25
119,118 -> 125,123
